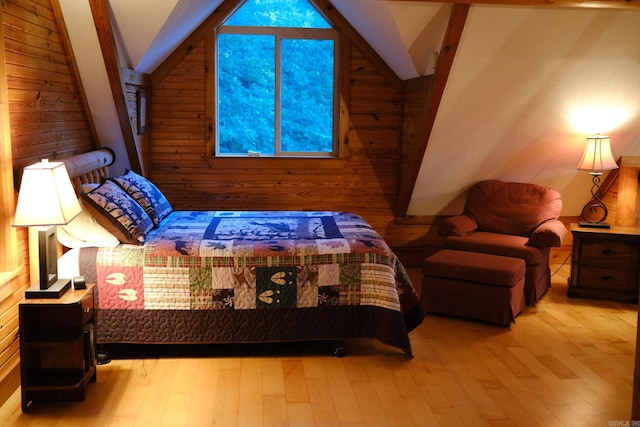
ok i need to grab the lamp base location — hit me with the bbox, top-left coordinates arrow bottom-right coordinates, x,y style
25,279 -> 71,299
578,221 -> 611,229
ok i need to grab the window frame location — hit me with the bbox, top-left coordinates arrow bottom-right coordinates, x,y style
206,0 -> 349,166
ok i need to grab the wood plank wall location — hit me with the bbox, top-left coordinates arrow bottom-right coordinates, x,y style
0,0 -> 96,406
5,0 -> 93,171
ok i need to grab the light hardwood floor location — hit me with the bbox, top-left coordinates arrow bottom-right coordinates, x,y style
0,265 -> 636,426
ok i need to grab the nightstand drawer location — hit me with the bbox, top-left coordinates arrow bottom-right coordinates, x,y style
579,240 -> 638,268
576,266 -> 637,292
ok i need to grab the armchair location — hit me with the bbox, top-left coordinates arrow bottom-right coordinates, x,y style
438,180 -> 567,305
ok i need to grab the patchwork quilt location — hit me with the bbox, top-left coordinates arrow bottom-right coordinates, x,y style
79,211 -> 424,353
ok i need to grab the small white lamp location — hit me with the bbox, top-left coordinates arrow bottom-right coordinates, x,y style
13,159 -> 81,298
576,134 -> 619,228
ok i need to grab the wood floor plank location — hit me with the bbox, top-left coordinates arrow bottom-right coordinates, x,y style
282,359 -> 309,404
301,357 -> 325,379
263,394 -> 288,427
78,365 -> 126,425
262,357 -> 286,397
286,402 -> 314,426
406,359 -> 457,422
322,357 -> 363,425
212,369 -> 241,426
239,358 -> 264,426
162,359 -> 201,426
350,380 -> 392,426
471,345 -> 557,426
185,385 -> 216,426
366,357 -> 419,426
185,359 -> 220,425
306,376 -> 340,425
195,357 -> 221,387
137,358 -> 179,425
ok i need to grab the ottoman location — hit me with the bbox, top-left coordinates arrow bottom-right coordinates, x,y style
422,249 -> 526,326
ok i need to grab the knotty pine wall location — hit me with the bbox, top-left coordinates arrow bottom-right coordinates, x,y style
6,0 -> 94,170
0,0 -> 96,405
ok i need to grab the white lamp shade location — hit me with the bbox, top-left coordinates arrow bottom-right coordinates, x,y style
576,134 -> 619,173
13,159 -> 81,227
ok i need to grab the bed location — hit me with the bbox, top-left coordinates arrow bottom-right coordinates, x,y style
57,149 -> 425,356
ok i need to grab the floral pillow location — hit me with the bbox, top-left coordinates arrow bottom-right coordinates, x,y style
112,170 -> 173,226
81,180 -> 154,245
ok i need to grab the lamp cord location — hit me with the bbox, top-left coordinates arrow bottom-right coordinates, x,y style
550,250 -> 572,278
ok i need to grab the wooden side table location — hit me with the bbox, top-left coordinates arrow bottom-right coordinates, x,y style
19,284 -> 96,412
568,224 -> 640,303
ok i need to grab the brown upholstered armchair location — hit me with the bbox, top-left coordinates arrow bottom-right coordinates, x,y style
437,180 -> 567,305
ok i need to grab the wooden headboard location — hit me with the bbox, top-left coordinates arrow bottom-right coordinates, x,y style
61,148 -> 115,192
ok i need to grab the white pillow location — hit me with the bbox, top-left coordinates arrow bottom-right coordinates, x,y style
57,248 -> 80,278
57,207 -> 120,248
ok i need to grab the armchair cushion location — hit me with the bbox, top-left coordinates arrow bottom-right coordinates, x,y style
438,214 -> 478,237
445,231 -> 543,265
464,180 -> 563,237
527,219 -> 567,248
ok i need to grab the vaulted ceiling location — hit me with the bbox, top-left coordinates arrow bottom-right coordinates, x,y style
58,0 -> 640,217
108,0 -> 450,79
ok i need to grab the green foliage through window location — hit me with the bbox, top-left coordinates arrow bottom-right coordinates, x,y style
216,0 -> 337,156
226,0 -> 331,28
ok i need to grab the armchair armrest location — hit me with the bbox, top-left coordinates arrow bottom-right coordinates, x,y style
438,214 -> 478,237
527,220 -> 567,248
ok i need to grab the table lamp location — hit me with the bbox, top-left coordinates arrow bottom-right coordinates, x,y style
13,159 -> 81,298
576,134 -> 619,228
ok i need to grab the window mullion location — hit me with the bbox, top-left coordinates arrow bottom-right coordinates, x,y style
274,35 -> 282,156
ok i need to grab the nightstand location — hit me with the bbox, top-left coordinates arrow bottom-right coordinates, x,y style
19,284 -> 96,412
568,224 -> 640,302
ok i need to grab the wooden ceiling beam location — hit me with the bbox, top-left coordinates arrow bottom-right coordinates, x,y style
384,0 -> 640,9
88,0 -> 142,174
396,4 -> 470,218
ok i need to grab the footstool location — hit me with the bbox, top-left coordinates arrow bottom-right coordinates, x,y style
422,249 -> 526,326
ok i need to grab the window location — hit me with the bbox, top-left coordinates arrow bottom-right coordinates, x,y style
215,0 -> 338,157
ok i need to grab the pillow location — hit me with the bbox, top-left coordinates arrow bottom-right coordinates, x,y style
111,170 -> 173,225
57,206 -> 120,248
437,214 -> 478,237
81,180 -> 154,245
